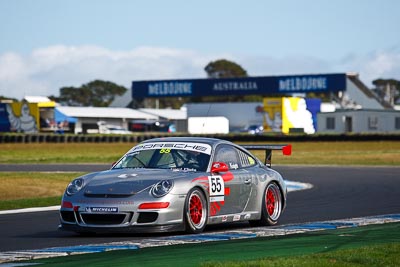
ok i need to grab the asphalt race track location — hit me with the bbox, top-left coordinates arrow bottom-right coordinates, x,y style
0,165 -> 399,252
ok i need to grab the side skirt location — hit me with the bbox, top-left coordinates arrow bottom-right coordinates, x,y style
208,211 -> 260,225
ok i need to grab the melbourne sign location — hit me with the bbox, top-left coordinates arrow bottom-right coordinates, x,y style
132,73 -> 346,98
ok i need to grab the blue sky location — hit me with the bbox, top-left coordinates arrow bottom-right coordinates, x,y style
1,0 -> 399,99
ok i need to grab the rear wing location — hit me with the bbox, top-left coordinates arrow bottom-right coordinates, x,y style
241,144 -> 292,167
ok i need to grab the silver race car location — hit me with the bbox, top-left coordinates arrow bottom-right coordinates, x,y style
59,137 -> 291,234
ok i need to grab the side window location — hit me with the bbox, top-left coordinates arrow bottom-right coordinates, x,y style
238,149 -> 257,168
214,145 -> 240,170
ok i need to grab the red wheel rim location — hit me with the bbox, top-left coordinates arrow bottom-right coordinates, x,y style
266,188 -> 275,216
189,194 -> 203,225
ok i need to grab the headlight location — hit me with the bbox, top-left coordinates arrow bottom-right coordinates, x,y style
66,178 -> 85,196
151,180 -> 173,198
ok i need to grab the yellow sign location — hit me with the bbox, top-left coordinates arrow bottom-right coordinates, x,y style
262,98 -> 282,132
263,97 -> 317,134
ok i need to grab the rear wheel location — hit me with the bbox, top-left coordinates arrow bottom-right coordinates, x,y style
184,188 -> 207,233
249,182 -> 282,226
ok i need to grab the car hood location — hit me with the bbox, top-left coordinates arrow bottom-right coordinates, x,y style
83,168 -> 198,196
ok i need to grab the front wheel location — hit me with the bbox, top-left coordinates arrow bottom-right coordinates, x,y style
184,188 -> 208,233
249,182 -> 283,226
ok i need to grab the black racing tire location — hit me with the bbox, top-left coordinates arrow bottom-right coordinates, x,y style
249,182 -> 283,227
184,188 -> 208,233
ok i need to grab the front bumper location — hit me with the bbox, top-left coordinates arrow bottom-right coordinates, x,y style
59,222 -> 184,234
59,194 -> 186,233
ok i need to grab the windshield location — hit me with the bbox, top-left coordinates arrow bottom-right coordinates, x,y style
113,142 -> 212,172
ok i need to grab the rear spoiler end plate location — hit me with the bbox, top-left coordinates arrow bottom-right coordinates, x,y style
241,144 -> 292,167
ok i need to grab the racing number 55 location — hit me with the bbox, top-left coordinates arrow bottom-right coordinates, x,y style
210,176 -> 222,193
208,175 -> 224,198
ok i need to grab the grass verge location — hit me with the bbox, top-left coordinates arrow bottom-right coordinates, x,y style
202,243 -> 400,267
0,143 -> 131,164
0,196 -> 61,210
0,172 -> 85,210
26,222 -> 400,267
0,141 -> 400,165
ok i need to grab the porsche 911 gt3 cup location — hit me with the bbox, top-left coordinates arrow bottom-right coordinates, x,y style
59,137 -> 291,234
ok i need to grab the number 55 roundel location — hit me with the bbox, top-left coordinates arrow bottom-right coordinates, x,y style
208,175 -> 225,202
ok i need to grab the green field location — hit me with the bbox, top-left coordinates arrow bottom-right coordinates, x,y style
1,141 -> 399,165
27,222 -> 400,267
0,172 -> 85,210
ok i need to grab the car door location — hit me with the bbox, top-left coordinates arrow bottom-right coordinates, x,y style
211,144 -> 252,215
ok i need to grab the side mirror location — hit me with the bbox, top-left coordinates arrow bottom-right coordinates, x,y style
211,162 -> 229,173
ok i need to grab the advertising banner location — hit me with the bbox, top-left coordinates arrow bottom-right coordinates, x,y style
132,74 -> 346,98
262,98 -> 282,132
0,103 -> 11,132
263,97 -> 321,134
0,102 -> 39,133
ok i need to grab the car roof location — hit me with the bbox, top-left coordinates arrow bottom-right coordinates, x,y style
135,137 -> 262,163
140,136 -> 232,147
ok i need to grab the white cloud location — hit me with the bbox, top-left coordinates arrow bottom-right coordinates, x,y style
239,48 -> 400,88
238,55 -> 333,77
0,52 -> 27,80
0,45 -> 218,99
337,47 -> 400,86
0,45 -> 399,100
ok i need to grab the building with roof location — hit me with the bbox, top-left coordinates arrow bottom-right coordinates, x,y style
318,109 -> 400,133
55,106 -> 158,134
138,108 -> 187,132
127,73 -> 399,134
